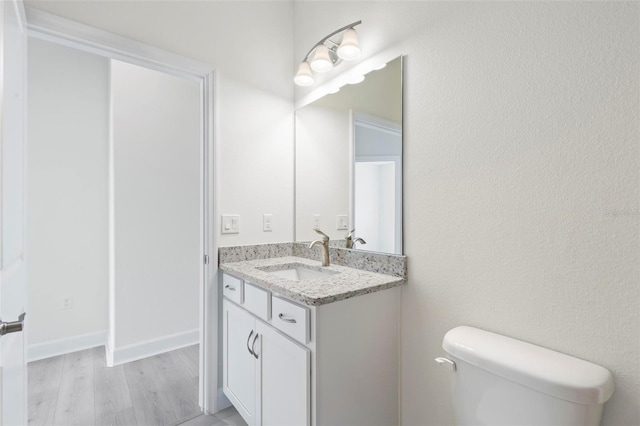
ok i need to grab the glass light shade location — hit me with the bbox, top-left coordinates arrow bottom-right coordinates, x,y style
310,45 -> 333,73
337,28 -> 361,60
294,61 -> 314,86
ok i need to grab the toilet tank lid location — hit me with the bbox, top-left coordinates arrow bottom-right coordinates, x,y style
442,326 -> 614,405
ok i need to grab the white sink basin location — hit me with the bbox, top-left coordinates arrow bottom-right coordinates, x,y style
258,263 -> 337,281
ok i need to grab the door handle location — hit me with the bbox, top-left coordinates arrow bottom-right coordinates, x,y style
246,330 -> 255,356
251,333 -> 259,359
0,313 -> 25,337
278,313 -> 296,324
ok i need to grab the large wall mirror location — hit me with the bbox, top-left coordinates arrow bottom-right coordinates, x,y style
295,56 -> 403,255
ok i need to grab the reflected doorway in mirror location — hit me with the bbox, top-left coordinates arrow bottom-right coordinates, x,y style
351,112 -> 402,255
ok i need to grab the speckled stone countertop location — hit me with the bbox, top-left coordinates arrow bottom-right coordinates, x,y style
220,256 -> 405,306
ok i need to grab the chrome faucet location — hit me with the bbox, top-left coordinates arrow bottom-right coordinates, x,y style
309,229 -> 330,266
345,229 -> 366,249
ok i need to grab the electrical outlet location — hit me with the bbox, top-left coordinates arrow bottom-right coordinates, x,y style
312,214 -> 321,230
263,214 -> 273,232
62,296 -> 73,310
336,215 -> 348,230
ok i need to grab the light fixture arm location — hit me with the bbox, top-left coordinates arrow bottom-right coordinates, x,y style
301,20 -> 362,62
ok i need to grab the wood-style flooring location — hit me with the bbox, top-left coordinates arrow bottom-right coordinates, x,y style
175,407 -> 247,426
27,345 -> 244,426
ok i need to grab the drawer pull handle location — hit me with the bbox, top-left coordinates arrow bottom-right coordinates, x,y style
278,313 -> 297,324
246,330 -> 255,356
225,285 -> 236,291
251,333 -> 259,359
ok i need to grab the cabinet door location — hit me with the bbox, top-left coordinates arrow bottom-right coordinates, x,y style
256,322 -> 310,426
223,300 -> 258,425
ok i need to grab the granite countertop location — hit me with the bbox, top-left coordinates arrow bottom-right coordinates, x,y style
220,256 -> 405,306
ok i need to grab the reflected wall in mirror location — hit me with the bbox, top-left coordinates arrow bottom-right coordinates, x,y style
295,56 -> 403,254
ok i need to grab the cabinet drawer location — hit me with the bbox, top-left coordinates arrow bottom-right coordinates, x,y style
222,273 -> 243,304
244,282 -> 270,321
271,296 -> 309,344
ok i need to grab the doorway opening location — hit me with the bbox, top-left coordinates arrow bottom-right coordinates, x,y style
24,8 -> 216,425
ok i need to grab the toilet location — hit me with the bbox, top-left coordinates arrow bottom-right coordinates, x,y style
436,326 -> 614,426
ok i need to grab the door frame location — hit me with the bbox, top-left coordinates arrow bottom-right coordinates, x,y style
24,8 -> 219,413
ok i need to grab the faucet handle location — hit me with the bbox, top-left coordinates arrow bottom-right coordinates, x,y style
345,229 -> 355,239
314,228 -> 330,242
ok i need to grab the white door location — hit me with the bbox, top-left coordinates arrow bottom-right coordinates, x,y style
0,0 -> 28,425
223,300 -> 258,425
257,321 -> 310,426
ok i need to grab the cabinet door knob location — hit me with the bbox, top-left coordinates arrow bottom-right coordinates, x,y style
251,333 -> 259,359
278,313 -> 297,324
247,330 -> 255,356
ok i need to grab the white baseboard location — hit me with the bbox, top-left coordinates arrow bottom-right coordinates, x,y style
106,328 -> 199,367
28,330 -> 107,362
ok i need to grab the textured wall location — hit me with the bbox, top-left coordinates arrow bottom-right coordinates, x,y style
294,2 -> 639,425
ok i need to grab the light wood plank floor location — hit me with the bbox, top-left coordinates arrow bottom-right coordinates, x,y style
28,345 -> 244,426
174,407 -> 247,426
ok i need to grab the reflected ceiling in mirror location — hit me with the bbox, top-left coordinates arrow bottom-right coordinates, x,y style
295,56 -> 403,255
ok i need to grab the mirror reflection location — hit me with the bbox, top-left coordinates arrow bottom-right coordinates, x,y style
295,56 -> 403,254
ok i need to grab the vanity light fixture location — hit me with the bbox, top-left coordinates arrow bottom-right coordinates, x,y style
337,28 -> 362,60
310,45 -> 334,73
294,61 -> 314,86
294,20 -> 362,87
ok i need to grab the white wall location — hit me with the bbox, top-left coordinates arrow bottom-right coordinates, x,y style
295,2 -> 640,425
27,39 -> 108,353
295,106 -> 350,241
25,0 -> 295,246
109,60 -> 200,362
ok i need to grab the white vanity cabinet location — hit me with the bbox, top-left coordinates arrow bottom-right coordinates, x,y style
222,272 -> 401,426
223,298 -> 310,426
257,320 -> 310,425
222,299 -> 258,424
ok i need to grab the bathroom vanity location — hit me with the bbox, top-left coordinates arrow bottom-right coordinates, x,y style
219,253 -> 405,426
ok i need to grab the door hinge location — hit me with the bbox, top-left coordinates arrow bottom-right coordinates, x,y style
204,254 -> 210,265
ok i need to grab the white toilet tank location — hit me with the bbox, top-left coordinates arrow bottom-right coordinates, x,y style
439,326 -> 614,426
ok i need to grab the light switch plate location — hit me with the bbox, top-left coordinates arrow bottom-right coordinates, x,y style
222,214 -> 240,234
336,215 -> 348,230
312,214 -> 321,230
263,214 -> 273,232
